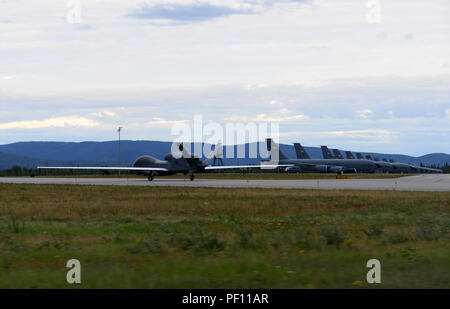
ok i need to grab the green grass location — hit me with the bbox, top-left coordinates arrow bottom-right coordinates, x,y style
0,184 -> 448,288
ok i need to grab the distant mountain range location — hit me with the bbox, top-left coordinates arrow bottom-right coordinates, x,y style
0,150 -> 118,171
0,140 -> 448,170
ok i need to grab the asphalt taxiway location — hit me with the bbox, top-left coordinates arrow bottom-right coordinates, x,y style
0,174 -> 449,192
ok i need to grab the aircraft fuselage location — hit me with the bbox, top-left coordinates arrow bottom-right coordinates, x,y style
279,158 -> 378,173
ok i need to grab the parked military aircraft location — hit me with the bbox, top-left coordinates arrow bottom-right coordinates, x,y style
356,153 -> 442,174
389,161 -> 442,174
361,154 -> 441,174
345,151 -> 355,159
361,155 -> 418,173
396,163 -> 415,173
290,143 -> 441,174
332,149 -> 344,159
293,143 -> 311,159
321,146 -> 334,159
359,155 -> 393,173
38,142 -> 282,181
272,140 -> 379,173
38,140 -> 443,177
360,154 -> 419,173
374,160 -> 394,173
293,142 -> 395,173
416,166 -> 442,173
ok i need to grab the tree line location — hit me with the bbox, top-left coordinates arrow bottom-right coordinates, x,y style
0,165 -> 130,177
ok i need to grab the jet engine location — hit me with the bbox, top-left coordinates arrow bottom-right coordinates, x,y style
328,166 -> 344,173
313,165 -> 329,173
342,168 -> 357,174
285,166 -> 302,173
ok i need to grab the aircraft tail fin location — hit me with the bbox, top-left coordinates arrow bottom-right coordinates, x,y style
345,151 -> 355,159
321,146 -> 334,159
332,149 -> 344,159
293,143 -> 311,159
176,142 -> 192,158
266,138 -> 288,162
203,141 -> 223,165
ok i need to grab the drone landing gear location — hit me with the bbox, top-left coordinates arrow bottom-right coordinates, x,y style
148,175 -> 154,181
189,173 -> 195,181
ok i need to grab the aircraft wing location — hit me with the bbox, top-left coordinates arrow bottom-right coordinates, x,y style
37,166 -> 169,172
205,164 -> 294,170
287,162 -> 318,167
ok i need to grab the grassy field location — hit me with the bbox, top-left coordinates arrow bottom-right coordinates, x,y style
0,183 -> 448,288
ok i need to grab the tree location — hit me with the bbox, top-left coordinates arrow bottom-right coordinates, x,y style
11,165 -> 22,176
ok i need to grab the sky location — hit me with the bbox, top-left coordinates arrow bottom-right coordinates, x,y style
0,0 -> 449,156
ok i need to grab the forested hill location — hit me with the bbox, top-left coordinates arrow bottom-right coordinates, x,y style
0,141 -> 448,170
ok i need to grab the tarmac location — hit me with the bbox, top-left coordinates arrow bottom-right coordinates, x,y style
0,174 -> 449,192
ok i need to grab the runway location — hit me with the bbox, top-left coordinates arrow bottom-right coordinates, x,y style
0,174 -> 449,192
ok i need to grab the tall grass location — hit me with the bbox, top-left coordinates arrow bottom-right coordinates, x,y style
0,184 -> 448,288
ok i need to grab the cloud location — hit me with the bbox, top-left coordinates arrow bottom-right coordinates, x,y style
129,2 -> 254,23
255,113 -> 307,122
1,0 -> 449,155
358,109 -> 373,119
72,24 -> 95,31
325,129 -> 394,140
280,129 -> 397,144
127,0 -> 312,24
246,0 -> 311,8
225,113 -> 307,123
89,111 -> 117,118
404,33 -> 414,40
147,117 -> 190,127
0,116 -> 100,130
